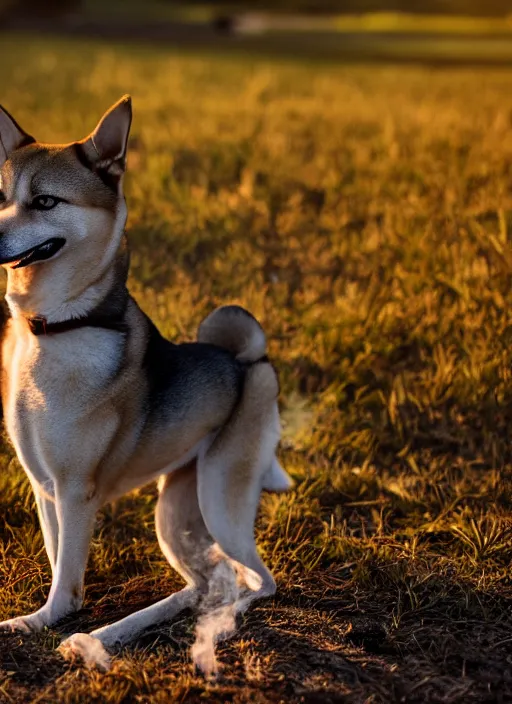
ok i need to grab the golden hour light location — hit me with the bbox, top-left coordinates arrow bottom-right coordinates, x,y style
0,0 -> 511,701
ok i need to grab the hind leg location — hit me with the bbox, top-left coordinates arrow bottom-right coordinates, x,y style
197,362 -> 281,611
59,463 -> 221,668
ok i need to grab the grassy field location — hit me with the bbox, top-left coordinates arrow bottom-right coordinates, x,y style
1,33 -> 512,703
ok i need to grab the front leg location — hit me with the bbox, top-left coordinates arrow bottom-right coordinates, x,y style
34,482 -> 59,571
1,483 -> 98,632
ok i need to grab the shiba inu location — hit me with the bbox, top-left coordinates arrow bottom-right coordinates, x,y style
0,96 -> 291,674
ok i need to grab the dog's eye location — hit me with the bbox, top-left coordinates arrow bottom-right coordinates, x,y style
0,191 -> 6,205
31,195 -> 61,211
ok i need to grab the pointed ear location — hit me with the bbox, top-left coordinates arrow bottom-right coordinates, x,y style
0,105 -> 35,167
80,95 -> 132,178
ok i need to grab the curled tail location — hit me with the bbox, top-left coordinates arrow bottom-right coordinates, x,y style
198,305 -> 292,495
197,305 -> 266,363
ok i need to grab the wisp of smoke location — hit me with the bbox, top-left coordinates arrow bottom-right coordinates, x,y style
191,558 -> 240,678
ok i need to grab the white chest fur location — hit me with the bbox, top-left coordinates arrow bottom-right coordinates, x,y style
3,321 -> 124,492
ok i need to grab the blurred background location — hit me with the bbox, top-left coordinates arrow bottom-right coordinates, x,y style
2,0 -> 512,63
3,1 -> 512,703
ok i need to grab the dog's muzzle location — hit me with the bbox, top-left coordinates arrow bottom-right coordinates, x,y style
0,237 -> 65,269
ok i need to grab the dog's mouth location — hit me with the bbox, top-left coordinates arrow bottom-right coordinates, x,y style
0,237 -> 66,269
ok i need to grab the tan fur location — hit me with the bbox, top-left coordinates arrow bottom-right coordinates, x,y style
0,97 -> 292,675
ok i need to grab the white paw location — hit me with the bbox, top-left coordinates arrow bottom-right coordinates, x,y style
0,617 -> 32,633
0,612 -> 46,633
59,633 -> 112,671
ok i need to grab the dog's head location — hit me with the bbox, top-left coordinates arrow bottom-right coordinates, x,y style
0,97 -> 132,318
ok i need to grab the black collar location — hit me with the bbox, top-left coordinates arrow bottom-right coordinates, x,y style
22,247 -> 131,337
26,313 -> 128,336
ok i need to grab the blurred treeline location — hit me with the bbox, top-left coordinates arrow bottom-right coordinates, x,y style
2,0 -> 512,18
187,0 -> 512,16
0,0 -> 80,18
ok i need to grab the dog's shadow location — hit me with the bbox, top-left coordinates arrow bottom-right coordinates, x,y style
0,599 -> 375,693
2,570 -> 512,700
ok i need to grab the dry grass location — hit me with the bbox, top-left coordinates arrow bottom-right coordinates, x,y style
1,33 -> 512,702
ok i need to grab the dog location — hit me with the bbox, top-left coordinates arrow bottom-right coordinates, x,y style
0,96 -> 291,674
